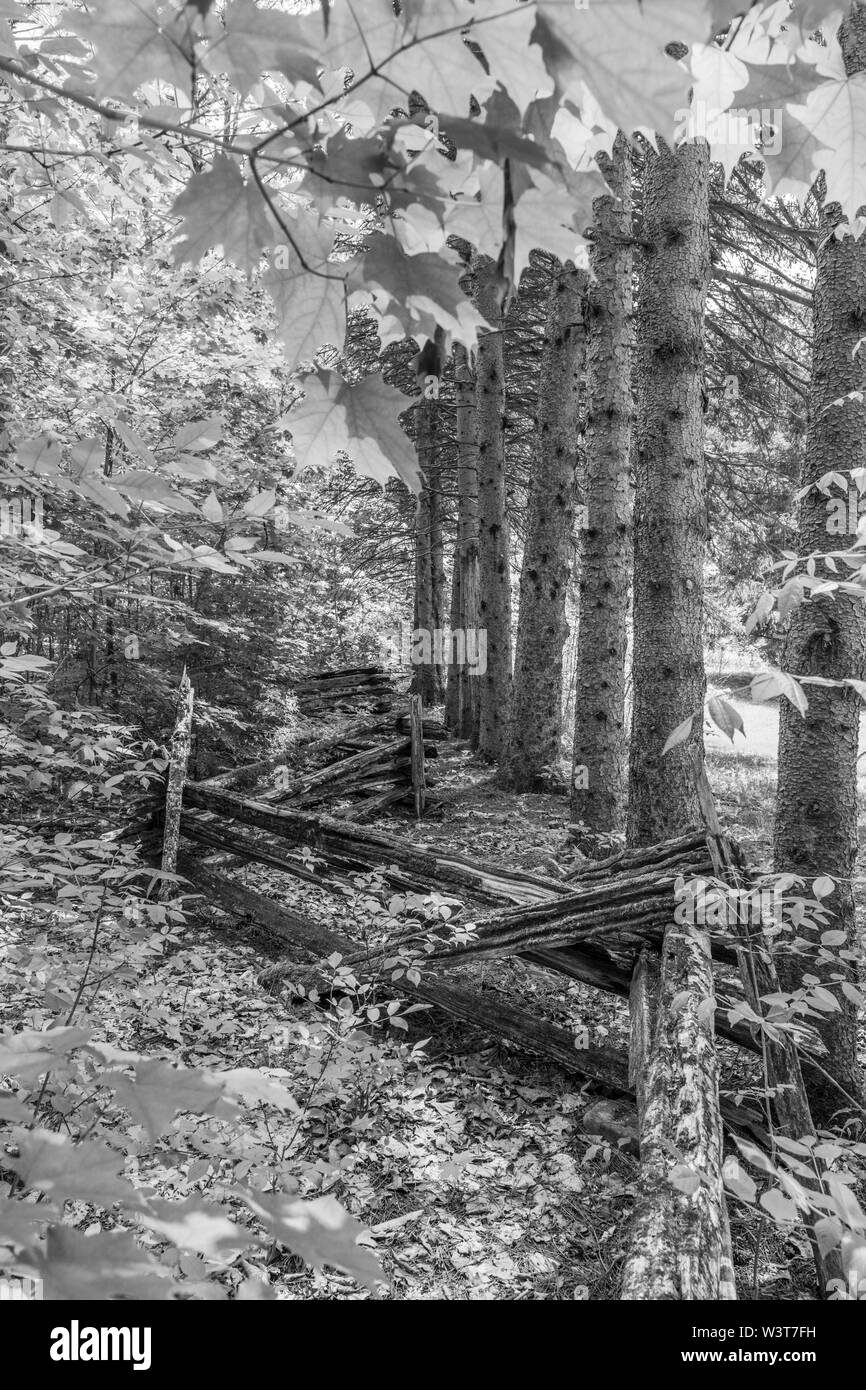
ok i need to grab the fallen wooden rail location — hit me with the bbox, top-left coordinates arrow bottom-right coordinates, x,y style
179,850 -> 765,1144
182,783 -> 568,903
177,810 -> 762,1057
178,853 -> 634,1094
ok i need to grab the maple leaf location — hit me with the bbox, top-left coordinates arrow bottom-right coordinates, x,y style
350,233 -> 485,345
443,163 -> 505,260
536,0 -> 709,140
731,51 -> 830,111
0,1202 -> 56,1250
0,1025 -> 91,1080
780,1 -> 847,41
171,155 -> 276,270
33,1226 -> 173,1301
787,73 -> 866,220
512,167 -> 601,283
690,40 -> 750,115
64,0 -> 198,101
288,370 -> 420,492
136,1197 -> 260,1258
219,1067 -> 299,1112
203,0 -> 322,96
263,211 -> 348,367
238,1189 -> 385,1290
102,1059 -> 227,1141
388,32 -> 492,120
317,0 -> 492,124
758,105 -> 825,203
9,1128 -> 129,1206
435,112 -> 551,170
464,4 -> 553,114
301,130 -> 391,210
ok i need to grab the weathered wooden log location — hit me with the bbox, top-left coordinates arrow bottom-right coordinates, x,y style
566,828 -> 709,880
194,756 -> 280,792
289,714 -> 396,762
182,784 -> 567,903
179,812 -> 361,890
341,786 -> 413,823
295,665 -> 388,691
394,714 -> 449,741
193,714 -> 399,795
410,694 -> 426,819
620,920 -> 737,1301
628,948 -> 659,1126
326,860 -> 744,975
275,738 -> 411,802
178,803 -> 813,1081
296,678 -> 396,702
181,788 -> 751,975
181,854 -> 765,1140
526,946 -> 768,1056
582,1098 -> 639,1156
292,760 -> 439,811
177,854 -> 634,1094
179,789 -> 789,1060
160,669 -> 194,898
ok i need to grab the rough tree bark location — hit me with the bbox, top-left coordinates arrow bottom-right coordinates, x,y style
160,667 -> 194,898
620,919 -> 736,1300
473,252 -> 513,761
505,258 -> 587,790
627,138 -> 711,846
620,138 -> 731,1302
445,342 -> 481,740
571,135 -> 634,842
412,393 -> 446,704
773,4 -> 866,1125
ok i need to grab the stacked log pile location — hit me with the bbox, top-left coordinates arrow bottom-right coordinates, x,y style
294,665 -> 399,717
267,716 -> 440,821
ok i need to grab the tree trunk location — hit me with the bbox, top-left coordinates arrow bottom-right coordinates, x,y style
506,258 -> 587,790
772,5 -> 866,1125
445,342 -> 481,740
627,138 -> 711,847
473,252 -> 513,760
412,395 -> 446,704
621,138 -> 729,1302
572,135 -> 634,841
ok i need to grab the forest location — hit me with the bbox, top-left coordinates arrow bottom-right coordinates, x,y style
1,0 -> 866,1333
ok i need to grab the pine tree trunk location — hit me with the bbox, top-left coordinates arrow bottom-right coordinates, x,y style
473,253 -> 513,760
627,139 -> 710,847
412,396 -> 446,704
773,6 -> 866,1124
506,259 -> 587,790
445,343 -> 481,740
572,135 -> 634,840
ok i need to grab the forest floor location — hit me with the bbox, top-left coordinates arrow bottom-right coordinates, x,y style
4,693 -> 864,1300
173,694 -> 864,1301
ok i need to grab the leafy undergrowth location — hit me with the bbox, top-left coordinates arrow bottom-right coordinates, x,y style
2,747 -> 864,1299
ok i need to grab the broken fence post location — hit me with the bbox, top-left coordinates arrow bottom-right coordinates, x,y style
410,693 -> 426,819
160,668 -> 194,897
